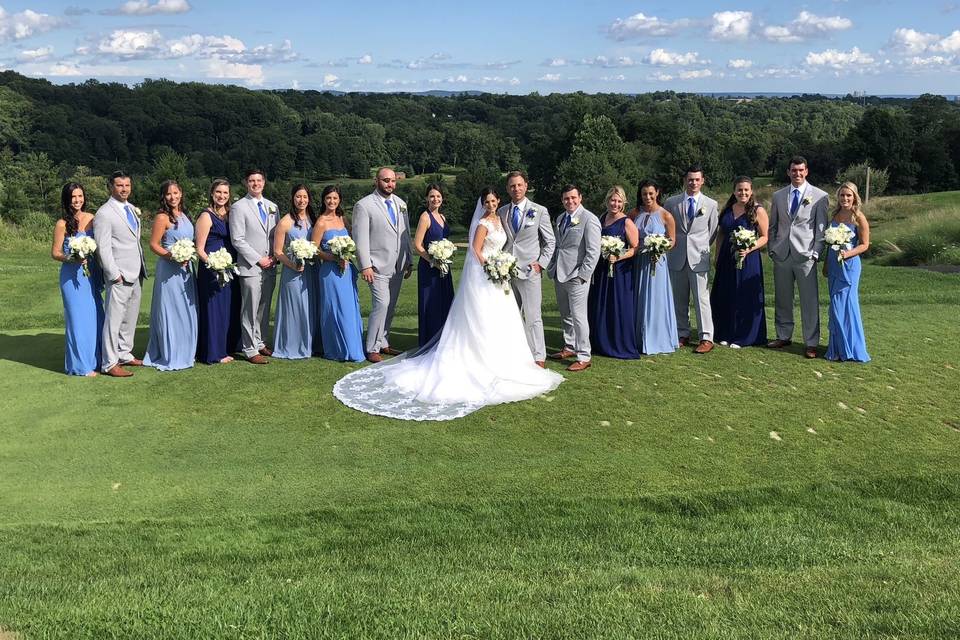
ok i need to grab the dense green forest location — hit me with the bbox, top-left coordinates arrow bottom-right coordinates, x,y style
1,69 -> 959,225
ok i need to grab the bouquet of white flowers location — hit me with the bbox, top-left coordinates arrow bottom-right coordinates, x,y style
730,227 -> 758,270
287,238 -> 318,269
641,233 -> 672,276
169,238 -> 198,265
824,223 -> 855,264
326,235 -> 357,274
206,248 -> 238,287
483,250 -> 519,295
427,238 -> 457,276
600,235 -> 627,278
67,235 -> 98,277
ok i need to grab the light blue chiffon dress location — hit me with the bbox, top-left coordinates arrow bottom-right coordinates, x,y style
316,228 -> 365,362
144,215 -> 198,371
273,221 -> 315,359
60,230 -> 105,375
825,222 -> 870,362
635,211 -> 679,355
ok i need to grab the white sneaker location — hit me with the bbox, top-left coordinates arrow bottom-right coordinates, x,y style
730,343 -> 741,349
719,341 -> 728,346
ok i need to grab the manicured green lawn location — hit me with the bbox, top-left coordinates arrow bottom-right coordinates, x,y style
1,241 -> 959,638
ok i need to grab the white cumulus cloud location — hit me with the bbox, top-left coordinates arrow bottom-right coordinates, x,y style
644,48 -> 707,66
538,73 -> 562,82
805,47 -> 875,69
96,29 -> 164,57
321,73 -> 340,88
711,11 -> 752,41
0,6 -> 62,43
891,28 -> 941,53
358,54 -> 373,64
111,0 -> 190,15
16,45 -> 53,62
606,12 -> 691,40
679,69 -> 713,79
764,11 -> 852,42
727,58 -> 753,69
206,58 -> 264,86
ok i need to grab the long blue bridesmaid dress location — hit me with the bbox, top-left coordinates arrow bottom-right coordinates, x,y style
144,215 -> 198,371
588,215 -> 639,358
709,208 -> 767,346
317,228 -> 365,361
60,230 -> 105,375
826,222 -> 870,362
273,220 -> 315,359
635,211 -> 679,355
196,210 -> 240,364
417,212 -> 455,346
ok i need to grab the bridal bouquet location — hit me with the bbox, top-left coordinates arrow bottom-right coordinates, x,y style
169,238 -> 198,266
730,227 -> 758,270
206,248 -> 238,287
600,235 -> 627,278
326,235 -> 357,274
67,235 -> 97,277
287,238 -> 318,269
824,224 -> 855,264
427,238 -> 457,276
483,250 -> 519,295
641,233 -> 671,276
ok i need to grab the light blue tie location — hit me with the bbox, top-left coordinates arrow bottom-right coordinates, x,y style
687,197 -> 696,223
512,205 -> 521,233
385,199 -> 397,226
789,189 -> 801,218
124,205 -> 138,231
257,201 -> 267,225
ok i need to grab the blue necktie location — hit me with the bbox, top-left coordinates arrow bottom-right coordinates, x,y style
257,201 -> 267,225
385,199 -> 397,226
789,189 -> 801,218
559,212 -> 570,235
687,197 -> 696,223
124,205 -> 138,231
512,205 -> 521,233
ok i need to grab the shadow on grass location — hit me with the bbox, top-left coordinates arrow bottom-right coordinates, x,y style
0,329 -> 150,374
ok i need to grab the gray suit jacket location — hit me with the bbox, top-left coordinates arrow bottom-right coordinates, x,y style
353,191 -> 413,277
229,194 -> 278,276
547,206 -> 602,283
93,197 -> 147,284
498,199 -> 555,280
768,183 -> 829,263
664,193 -> 719,273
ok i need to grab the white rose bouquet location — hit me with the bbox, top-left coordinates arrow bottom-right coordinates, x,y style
67,235 -> 97,277
600,235 -> 627,278
730,227 -> 758,270
287,238 -> 318,269
641,233 -> 672,276
169,238 -> 198,266
326,235 -> 357,274
824,223 -> 855,264
483,250 -> 519,295
206,248 -> 238,287
427,239 -> 457,277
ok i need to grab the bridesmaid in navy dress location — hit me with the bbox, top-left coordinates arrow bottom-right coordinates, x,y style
823,182 -> 871,362
144,180 -> 198,371
273,184 -> 317,359
631,180 -> 679,355
588,185 -> 639,358
709,176 -> 769,348
51,182 -> 104,376
413,183 -> 455,346
195,178 -> 240,364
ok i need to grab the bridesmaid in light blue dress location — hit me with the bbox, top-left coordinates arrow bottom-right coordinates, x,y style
273,184 -> 317,359
632,179 -> 679,355
311,185 -> 365,362
144,180 -> 198,371
824,182 -> 871,362
52,182 -> 104,376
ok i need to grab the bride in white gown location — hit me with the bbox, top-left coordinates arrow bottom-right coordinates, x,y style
334,188 -> 564,420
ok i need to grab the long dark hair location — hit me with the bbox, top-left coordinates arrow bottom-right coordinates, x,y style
207,178 -> 230,212
478,186 -> 499,206
159,179 -> 189,228
60,182 -> 86,237
636,179 -> 663,208
425,182 -> 444,216
723,175 -> 759,226
290,184 -> 317,229
319,185 -> 345,218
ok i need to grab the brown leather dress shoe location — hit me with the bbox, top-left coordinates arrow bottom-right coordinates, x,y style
259,347 -> 273,357
805,346 -> 819,359
567,360 -> 591,372
121,357 -> 144,367
549,349 -> 576,360
694,340 -> 715,354
366,352 -> 383,363
380,346 -> 402,356
247,354 -> 269,364
104,365 -> 133,377
678,337 -> 690,347
535,360 -> 545,368
767,339 -> 792,349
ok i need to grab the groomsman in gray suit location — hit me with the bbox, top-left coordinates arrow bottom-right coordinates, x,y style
547,184 -> 601,372
664,164 -> 719,354
498,170 -> 555,367
95,171 -> 148,377
767,156 -> 829,359
229,169 -> 278,364
353,167 -> 413,363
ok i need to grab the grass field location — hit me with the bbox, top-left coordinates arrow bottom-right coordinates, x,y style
1,194 -> 959,638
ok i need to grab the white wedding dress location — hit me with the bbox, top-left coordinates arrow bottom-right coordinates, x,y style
334,207 -> 564,421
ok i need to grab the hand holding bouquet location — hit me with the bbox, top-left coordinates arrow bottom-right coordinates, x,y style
169,238 -> 198,267
427,239 -> 457,276
67,235 -> 97,277
730,227 -> 758,270
326,235 -> 357,274
641,233 -> 671,276
600,235 -> 627,278
483,250 -> 519,295
824,224 -> 855,264
206,248 -> 238,287
287,238 -> 318,270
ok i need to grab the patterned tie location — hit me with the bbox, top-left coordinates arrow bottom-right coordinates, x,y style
257,201 -> 267,225
687,197 -> 696,223
385,199 -> 397,226
512,205 -> 521,233
789,189 -> 801,218
124,205 -> 138,231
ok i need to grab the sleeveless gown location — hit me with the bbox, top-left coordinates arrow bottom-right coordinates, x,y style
417,213 -> 455,346
273,221 -> 315,359
60,230 -> 105,375
334,218 -> 563,421
588,215 -> 639,358
144,215 -> 198,371
316,228 -> 365,362
826,222 -> 870,362
709,208 -> 767,346
196,210 -> 241,363
635,211 -> 679,355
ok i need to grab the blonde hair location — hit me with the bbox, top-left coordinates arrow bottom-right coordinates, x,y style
605,185 -> 628,208
834,181 -> 866,226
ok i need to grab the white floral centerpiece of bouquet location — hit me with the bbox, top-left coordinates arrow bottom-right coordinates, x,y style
67,235 -> 97,277
206,248 -> 238,287
326,235 -> 357,274
600,235 -> 627,278
169,238 -> 198,265
641,233 -> 671,276
824,224 -> 855,264
483,250 -> 519,295
287,238 -> 318,269
730,227 -> 758,270
427,239 -> 457,277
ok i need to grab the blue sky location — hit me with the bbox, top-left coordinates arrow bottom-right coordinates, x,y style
1,0 -> 959,94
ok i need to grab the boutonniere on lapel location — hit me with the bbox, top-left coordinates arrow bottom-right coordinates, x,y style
523,209 -> 537,227
696,206 -> 706,217
802,196 -> 812,206
400,205 -> 408,217
570,216 -> 581,226
133,206 -> 142,217
268,205 -> 277,216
